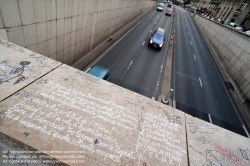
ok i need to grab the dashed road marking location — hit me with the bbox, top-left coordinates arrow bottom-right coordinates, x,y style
120,61 -> 133,81
199,77 -> 203,87
142,41 -> 145,45
243,125 -> 250,138
208,114 -> 212,123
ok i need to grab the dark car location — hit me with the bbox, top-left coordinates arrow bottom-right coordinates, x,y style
87,66 -> 111,81
148,28 -> 165,50
165,9 -> 172,16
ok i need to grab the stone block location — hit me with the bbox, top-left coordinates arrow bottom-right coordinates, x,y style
240,81 -> 250,90
23,24 -> 37,47
7,26 -> 25,47
56,50 -> 64,62
71,16 -> 77,32
81,28 -> 86,41
69,44 -> 75,64
57,19 -> 65,37
87,14 -> 94,27
47,20 -> 57,39
56,0 -> 65,19
63,33 -> 71,48
0,39 -> 61,101
49,53 -> 56,60
48,38 -> 56,56
34,0 -> 47,23
70,31 -> 76,45
64,17 -> 72,34
56,35 -> 64,52
75,42 -> 81,59
243,83 -> 250,94
246,87 -> 250,98
0,10 -> 4,28
27,44 -> 38,53
77,15 -> 83,30
38,41 -> 49,57
64,0 -> 72,18
71,0 -> 79,17
82,14 -> 88,28
76,29 -> 82,43
0,29 -> 8,41
63,47 -> 70,65
0,0 -> 21,27
78,0 -> 85,15
18,0 -> 36,25
37,22 -> 48,43
46,0 -> 56,21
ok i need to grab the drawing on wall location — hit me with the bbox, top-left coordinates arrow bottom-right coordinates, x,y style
0,40 -> 24,53
0,61 -> 30,85
239,148 -> 249,161
190,144 -> 247,166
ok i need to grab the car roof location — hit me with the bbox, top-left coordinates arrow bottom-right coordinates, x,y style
156,28 -> 165,34
87,66 -> 110,79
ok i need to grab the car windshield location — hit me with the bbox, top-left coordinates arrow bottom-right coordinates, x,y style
167,9 -> 172,12
153,33 -> 164,41
158,5 -> 164,8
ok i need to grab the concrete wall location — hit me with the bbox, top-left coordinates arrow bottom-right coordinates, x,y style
194,16 -> 250,102
0,0 -> 156,66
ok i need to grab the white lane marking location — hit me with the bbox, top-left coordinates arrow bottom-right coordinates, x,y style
155,81 -> 160,92
120,61 -> 133,81
242,125 -> 250,138
186,25 -> 187,27
173,100 -> 176,108
85,67 -> 91,72
199,77 -> 203,87
208,114 -> 212,123
188,32 -> 189,34
150,30 -> 152,33
155,22 -> 157,24
158,17 -> 160,19
142,41 -> 145,45
193,54 -> 196,60
190,41 -> 192,45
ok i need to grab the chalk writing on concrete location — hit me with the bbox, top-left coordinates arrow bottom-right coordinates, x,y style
135,112 -> 185,165
3,81 -> 139,163
2,80 -> 187,164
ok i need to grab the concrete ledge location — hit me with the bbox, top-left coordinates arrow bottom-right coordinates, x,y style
72,6 -> 156,70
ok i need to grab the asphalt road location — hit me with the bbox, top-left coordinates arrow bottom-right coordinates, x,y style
174,6 -> 247,137
91,6 -> 173,99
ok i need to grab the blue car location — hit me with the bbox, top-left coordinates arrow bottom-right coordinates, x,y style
157,4 -> 164,12
148,28 -> 165,50
87,66 -> 111,81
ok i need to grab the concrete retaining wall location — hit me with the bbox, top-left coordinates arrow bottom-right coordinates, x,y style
0,0 -> 156,66
194,16 -> 250,103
